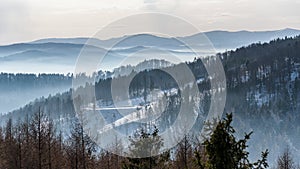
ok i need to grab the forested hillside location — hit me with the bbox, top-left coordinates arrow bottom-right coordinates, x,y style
0,73 -> 72,113
1,36 -> 300,165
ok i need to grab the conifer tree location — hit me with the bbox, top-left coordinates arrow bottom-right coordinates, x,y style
203,113 -> 269,169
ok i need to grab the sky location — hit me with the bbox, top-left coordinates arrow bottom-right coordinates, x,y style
0,0 -> 300,45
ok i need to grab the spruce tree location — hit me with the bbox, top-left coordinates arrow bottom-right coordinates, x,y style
203,113 -> 269,169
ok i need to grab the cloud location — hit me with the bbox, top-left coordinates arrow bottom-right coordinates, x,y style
0,0 -> 30,45
144,0 -> 157,4
0,0 -> 299,45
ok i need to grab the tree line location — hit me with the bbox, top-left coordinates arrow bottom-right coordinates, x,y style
1,111 -> 298,169
2,36 -> 300,167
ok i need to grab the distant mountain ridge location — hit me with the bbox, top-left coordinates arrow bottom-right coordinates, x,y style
183,28 -> 300,49
30,28 -> 300,48
0,28 -> 300,73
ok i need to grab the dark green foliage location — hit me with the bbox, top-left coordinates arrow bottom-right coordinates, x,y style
122,126 -> 170,169
203,113 -> 269,169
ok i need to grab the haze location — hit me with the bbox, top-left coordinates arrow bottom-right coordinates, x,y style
1,0 -> 300,45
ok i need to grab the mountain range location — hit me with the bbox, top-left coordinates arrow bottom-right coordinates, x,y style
0,28 -> 300,73
2,35 -> 300,165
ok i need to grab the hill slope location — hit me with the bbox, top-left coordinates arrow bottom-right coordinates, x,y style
1,36 -> 300,164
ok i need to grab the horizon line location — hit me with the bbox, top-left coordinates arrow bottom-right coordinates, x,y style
1,27 -> 299,46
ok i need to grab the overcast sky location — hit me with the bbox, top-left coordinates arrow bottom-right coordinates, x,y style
0,0 -> 299,45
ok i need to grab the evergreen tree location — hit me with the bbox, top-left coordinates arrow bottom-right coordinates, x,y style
123,126 -> 170,169
203,113 -> 269,169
